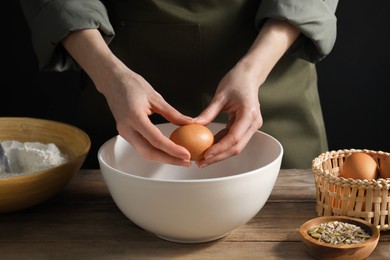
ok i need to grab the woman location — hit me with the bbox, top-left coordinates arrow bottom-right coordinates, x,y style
19,0 -> 338,168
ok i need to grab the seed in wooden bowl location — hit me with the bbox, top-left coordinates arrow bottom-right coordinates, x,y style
300,216 -> 380,260
307,220 -> 370,245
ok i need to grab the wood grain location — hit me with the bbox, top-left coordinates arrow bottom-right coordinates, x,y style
0,169 -> 389,259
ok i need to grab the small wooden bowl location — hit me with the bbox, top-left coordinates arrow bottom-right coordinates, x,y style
299,216 -> 380,260
0,117 -> 90,213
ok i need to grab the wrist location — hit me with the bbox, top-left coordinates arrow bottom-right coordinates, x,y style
237,19 -> 300,87
62,29 -> 133,95
234,57 -> 268,87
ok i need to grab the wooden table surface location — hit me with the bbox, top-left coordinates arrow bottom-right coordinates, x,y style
1,169 -> 389,259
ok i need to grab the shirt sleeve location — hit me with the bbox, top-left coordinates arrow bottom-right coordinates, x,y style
255,0 -> 339,63
19,0 -> 114,71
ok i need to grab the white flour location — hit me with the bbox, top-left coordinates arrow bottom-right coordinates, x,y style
0,140 -> 68,178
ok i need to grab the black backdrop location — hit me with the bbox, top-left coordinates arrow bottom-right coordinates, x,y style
5,1 -> 390,168
316,1 -> 390,153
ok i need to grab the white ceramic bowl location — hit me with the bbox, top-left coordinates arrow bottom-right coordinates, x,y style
98,123 -> 283,243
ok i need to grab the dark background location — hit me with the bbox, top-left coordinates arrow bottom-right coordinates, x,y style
5,1 -> 390,168
316,1 -> 390,153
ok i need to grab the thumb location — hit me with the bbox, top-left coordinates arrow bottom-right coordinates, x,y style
194,99 -> 224,125
155,100 -> 194,125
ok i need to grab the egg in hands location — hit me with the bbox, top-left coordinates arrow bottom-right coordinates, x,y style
169,124 -> 214,161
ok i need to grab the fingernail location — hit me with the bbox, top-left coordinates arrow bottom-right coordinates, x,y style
198,162 -> 208,168
204,153 -> 214,160
182,160 -> 191,167
181,155 -> 190,160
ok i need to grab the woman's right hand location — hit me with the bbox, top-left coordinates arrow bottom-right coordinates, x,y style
62,29 -> 194,166
100,66 -> 195,166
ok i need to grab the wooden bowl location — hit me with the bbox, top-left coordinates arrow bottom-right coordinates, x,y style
299,216 -> 380,260
0,117 -> 91,213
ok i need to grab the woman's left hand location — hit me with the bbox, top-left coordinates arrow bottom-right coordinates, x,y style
194,60 -> 263,168
194,19 -> 300,167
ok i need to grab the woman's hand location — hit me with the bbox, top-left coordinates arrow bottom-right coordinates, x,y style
194,60 -> 263,168
62,29 -> 194,166
195,19 -> 300,167
102,66 -> 195,166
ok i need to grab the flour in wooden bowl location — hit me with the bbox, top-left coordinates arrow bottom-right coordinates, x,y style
0,140 -> 68,178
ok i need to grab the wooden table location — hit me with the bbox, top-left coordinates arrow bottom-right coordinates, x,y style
1,169 -> 389,259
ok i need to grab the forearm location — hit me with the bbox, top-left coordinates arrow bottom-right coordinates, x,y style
238,19 -> 300,86
255,1 -> 338,63
61,29 -> 127,94
61,29 -> 194,166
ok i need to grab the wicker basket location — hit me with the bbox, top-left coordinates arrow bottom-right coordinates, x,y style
312,149 -> 390,231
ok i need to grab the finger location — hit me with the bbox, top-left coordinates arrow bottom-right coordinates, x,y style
197,128 -> 254,168
120,124 -> 191,167
117,112 -> 192,160
152,96 -> 194,125
194,97 -> 225,125
201,109 -> 261,166
138,119 -> 192,159
204,119 -> 249,159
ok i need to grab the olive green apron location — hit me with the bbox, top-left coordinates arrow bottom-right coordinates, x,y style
79,0 -> 328,168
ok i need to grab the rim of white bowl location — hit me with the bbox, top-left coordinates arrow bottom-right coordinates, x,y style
97,125 -> 283,183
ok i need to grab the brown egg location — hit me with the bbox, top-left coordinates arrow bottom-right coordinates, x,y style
379,156 -> 390,178
341,152 -> 378,180
170,124 -> 214,161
